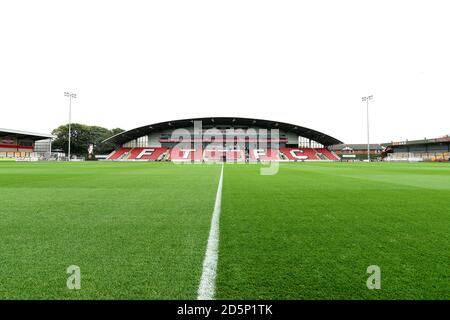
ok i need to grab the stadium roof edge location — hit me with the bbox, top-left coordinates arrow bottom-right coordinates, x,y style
330,143 -> 383,150
102,117 -> 343,146
382,135 -> 450,147
0,128 -> 55,140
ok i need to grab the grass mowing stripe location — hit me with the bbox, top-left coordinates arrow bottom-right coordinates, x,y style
197,164 -> 224,300
216,162 -> 450,299
0,162 -> 220,299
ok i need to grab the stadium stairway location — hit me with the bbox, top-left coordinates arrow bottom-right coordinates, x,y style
159,149 -> 170,161
278,151 -> 289,161
314,148 -> 340,160
316,152 -> 328,160
127,148 -> 168,160
107,148 -> 132,160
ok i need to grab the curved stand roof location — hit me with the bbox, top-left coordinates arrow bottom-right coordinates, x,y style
103,117 -> 343,146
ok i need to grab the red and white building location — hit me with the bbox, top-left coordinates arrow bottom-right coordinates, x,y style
0,128 -> 54,160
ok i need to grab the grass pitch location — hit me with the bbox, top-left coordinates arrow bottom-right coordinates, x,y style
0,161 -> 449,299
0,162 -> 220,299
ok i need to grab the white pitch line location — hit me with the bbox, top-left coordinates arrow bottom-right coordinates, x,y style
197,164 -> 224,300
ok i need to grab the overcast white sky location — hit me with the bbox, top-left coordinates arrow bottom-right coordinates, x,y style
1,0 -> 449,143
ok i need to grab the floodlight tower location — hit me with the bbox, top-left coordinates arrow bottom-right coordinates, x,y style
64,92 -> 77,161
361,95 -> 373,162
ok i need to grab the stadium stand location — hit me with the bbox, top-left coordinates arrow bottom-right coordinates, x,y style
330,144 -> 383,161
249,148 -> 280,161
314,148 -> 340,160
168,148 -> 204,162
0,128 -> 54,160
102,117 -> 344,162
383,135 -> 450,162
107,147 -> 132,160
108,147 -> 342,162
224,149 -> 245,161
127,147 -> 168,161
280,148 -> 318,160
203,148 -> 245,162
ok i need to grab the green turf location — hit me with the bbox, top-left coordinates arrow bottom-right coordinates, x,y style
0,161 -> 449,299
216,162 -> 450,299
0,162 -> 221,299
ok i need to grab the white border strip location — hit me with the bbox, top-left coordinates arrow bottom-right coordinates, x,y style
197,164 -> 224,300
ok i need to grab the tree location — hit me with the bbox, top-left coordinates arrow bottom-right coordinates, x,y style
51,124 -> 125,158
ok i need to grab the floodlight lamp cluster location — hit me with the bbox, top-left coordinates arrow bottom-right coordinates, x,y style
64,92 -> 77,98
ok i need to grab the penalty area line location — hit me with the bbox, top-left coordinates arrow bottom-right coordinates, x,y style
197,164 -> 224,300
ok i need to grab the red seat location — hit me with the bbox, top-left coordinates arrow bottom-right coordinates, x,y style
168,148 -> 203,161
203,148 -> 245,161
107,148 -> 131,160
249,148 -> 280,161
315,148 -> 340,160
279,148 -> 318,160
127,147 -> 168,160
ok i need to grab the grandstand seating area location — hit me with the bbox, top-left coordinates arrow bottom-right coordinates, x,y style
107,147 -> 170,161
128,147 -> 168,161
315,148 -> 340,160
107,147 -> 131,160
0,129 -> 54,160
280,148 -> 317,160
202,149 -> 245,161
386,151 -> 450,162
168,148 -> 203,161
249,149 -> 280,161
107,147 -> 340,161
